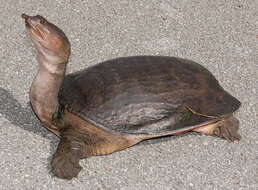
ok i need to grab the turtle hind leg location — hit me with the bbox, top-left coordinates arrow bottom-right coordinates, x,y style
193,116 -> 241,142
51,128 -> 91,179
214,116 -> 241,141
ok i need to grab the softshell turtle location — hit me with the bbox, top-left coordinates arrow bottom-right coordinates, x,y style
22,14 -> 241,179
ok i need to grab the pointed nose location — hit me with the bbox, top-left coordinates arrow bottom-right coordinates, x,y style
21,13 -> 30,20
21,14 -> 34,28
22,14 -> 29,27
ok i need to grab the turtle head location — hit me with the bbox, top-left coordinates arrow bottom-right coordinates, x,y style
22,14 -> 70,63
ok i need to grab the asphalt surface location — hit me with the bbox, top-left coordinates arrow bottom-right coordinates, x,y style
0,0 -> 257,189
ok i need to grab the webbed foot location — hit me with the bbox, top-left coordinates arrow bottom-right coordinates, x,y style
51,129 -> 86,179
51,145 -> 82,179
214,116 -> 241,141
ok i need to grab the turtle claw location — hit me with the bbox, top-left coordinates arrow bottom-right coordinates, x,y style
214,116 -> 241,142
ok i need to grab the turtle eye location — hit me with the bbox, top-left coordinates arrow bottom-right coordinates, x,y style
37,15 -> 47,24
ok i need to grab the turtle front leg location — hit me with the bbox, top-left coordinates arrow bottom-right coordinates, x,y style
193,116 -> 241,142
51,128 -> 90,179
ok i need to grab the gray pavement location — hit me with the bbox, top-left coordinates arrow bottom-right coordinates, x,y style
0,0 -> 257,189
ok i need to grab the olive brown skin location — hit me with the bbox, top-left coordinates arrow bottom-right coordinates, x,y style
22,14 -> 241,179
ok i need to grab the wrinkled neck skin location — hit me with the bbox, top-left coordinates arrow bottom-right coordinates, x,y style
30,52 -> 67,127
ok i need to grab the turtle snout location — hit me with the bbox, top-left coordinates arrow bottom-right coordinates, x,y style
21,13 -> 29,20
22,14 -> 33,28
21,14 -> 41,28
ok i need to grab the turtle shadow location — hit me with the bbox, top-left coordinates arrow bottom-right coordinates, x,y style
0,87 -> 59,174
0,87 -> 57,142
